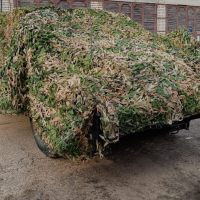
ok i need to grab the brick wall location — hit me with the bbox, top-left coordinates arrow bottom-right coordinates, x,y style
157,4 -> 166,34
0,0 -> 14,11
90,0 -> 103,9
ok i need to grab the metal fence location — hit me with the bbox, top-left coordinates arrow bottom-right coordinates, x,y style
166,5 -> 200,38
2,0 -> 200,38
13,0 -> 90,9
103,1 -> 200,38
103,1 -> 157,33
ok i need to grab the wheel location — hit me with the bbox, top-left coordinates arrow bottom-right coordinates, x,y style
30,118 -> 59,158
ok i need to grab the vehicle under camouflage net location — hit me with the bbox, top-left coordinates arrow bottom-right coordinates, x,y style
1,6 -> 200,158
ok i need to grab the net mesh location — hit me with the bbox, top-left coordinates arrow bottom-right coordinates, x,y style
1,6 -> 200,157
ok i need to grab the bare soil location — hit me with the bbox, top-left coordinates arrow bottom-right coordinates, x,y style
0,115 -> 200,200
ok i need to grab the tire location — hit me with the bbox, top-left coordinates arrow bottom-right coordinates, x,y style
30,118 -> 59,158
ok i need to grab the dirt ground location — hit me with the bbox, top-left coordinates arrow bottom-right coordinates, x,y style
0,115 -> 200,200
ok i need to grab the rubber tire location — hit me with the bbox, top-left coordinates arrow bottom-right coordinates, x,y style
30,118 -> 59,158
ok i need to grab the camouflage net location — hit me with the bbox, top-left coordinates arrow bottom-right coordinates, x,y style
1,6 -> 200,157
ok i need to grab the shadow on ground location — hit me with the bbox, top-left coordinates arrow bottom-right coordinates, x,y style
1,115 -> 200,200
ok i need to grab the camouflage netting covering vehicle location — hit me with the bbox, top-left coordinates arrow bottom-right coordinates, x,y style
1,6 -> 200,158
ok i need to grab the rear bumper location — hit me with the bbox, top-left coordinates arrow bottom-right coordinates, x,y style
164,114 -> 200,134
